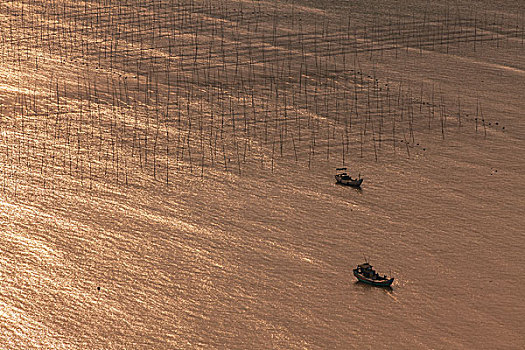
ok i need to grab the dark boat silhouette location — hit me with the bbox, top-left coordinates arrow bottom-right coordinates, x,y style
353,262 -> 394,287
335,168 -> 363,187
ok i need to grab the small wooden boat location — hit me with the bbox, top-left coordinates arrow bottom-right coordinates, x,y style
353,262 -> 394,287
335,168 -> 363,187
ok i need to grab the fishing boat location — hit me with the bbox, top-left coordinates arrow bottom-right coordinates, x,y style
353,262 -> 394,287
335,168 -> 363,187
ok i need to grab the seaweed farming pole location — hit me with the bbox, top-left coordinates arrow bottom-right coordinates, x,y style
522,9 -> 524,47
481,104 -> 487,138
457,96 -> 462,129
440,97 -> 445,140
392,91 -> 396,156
474,11 -> 477,52
475,99 -> 479,135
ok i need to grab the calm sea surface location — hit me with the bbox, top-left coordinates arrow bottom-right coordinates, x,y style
1,0 -> 524,348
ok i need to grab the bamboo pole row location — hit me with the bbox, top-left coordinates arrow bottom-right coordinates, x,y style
0,0 -> 519,196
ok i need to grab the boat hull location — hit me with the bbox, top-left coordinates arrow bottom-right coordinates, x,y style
335,176 -> 363,187
353,269 -> 394,287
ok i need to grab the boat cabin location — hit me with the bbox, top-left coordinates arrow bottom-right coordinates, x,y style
356,262 -> 384,279
335,167 -> 351,179
357,263 -> 373,273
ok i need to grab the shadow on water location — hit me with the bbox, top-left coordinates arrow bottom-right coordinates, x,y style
335,182 -> 363,194
354,281 -> 394,294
